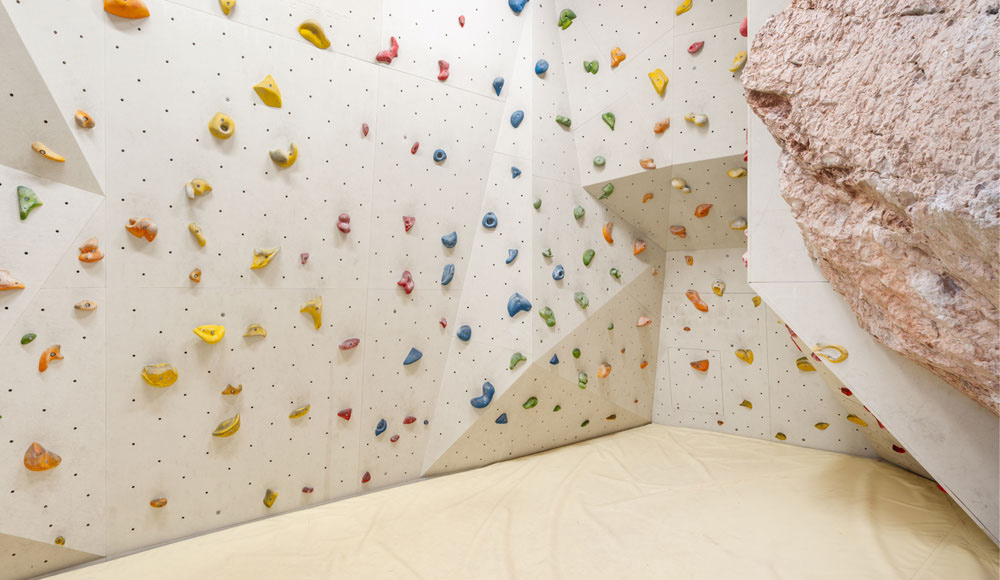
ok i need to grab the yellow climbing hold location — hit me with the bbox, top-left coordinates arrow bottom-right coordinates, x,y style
185,178 -> 213,199
729,51 -> 747,72
712,280 -> 726,296
795,356 -> 816,372
752,296 -> 761,307
243,324 -> 267,338
775,432 -> 787,441
31,142 -> 65,162
298,20 -> 330,49
193,325 -> 225,344
189,223 -> 207,247
739,400 -> 752,409
735,349 -> 754,365
676,0 -> 692,15
263,488 -> 278,508
300,296 -> 322,329
648,69 -> 668,96
219,0 -> 235,15
208,112 -> 235,140
671,178 -> 691,193
253,75 -> 282,108
814,422 -> 830,430
251,246 -> 280,269
727,168 -> 747,178
212,413 -> 241,437
289,404 -> 311,419
269,142 -> 298,167
813,344 -> 848,363
846,414 -> 868,427
141,363 -> 178,387
684,113 -> 708,126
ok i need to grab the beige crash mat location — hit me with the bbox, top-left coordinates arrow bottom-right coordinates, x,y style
52,424 -> 998,579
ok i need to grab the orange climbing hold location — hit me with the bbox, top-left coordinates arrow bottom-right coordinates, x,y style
597,363 -> 612,379
104,0 -> 150,19
639,360 -> 648,369
78,237 -> 104,262
125,217 -> 158,242
694,203 -> 712,217
0,269 -> 25,290
221,384 -> 242,395
690,359 -> 709,372
684,255 -> 693,266
642,193 -> 654,203
633,240 -> 647,255
610,47 -> 626,67
636,316 -> 652,327
685,290 -> 708,312
670,225 -> 686,238
602,222 -> 614,244
639,158 -> 655,170
39,345 -> 62,372
653,118 -> 670,133
23,442 -> 61,471
149,498 -> 168,508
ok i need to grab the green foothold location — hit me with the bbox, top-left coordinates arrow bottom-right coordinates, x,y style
558,9 -> 576,29
581,419 -> 590,427
607,322 -> 614,330
609,267 -> 621,279
573,206 -> 585,220
523,396 -> 539,409
555,115 -> 572,128
17,186 -> 42,220
578,372 -> 588,389
509,351 -> 527,370
602,112 -> 616,130
20,333 -> 37,345
533,198 -> 542,209
539,306 -> 556,327
572,348 -> 581,359
574,291 -> 589,309
542,248 -> 553,258
582,248 -> 595,266
593,156 -> 605,167
553,404 -> 562,412
583,60 -> 599,74
599,183 -> 614,199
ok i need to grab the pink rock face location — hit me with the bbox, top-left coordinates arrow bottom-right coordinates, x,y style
403,216 -> 415,232
337,213 -> 351,234
437,60 -> 450,81
744,0 -> 999,413
397,270 -> 414,294
376,36 -> 399,63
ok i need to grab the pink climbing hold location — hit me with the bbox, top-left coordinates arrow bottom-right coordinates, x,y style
403,216 -> 415,232
376,36 -> 399,64
403,416 -> 417,424
339,338 -> 360,350
338,408 -> 352,421
437,60 -> 450,81
300,252 -> 309,265
439,317 -> 447,328
397,270 -> 414,294
739,17 -> 747,37
337,213 -> 351,234
390,434 -> 400,442
362,123 -> 370,137
458,15 -> 465,27
688,41 -> 704,54
411,142 -> 419,154
362,471 -> 372,484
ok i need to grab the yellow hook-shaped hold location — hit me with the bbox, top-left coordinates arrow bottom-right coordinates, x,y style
289,404 -> 311,419
212,413 -> 241,437
141,363 -> 178,387
727,167 -> 747,178
675,0 -> 692,15
729,51 -> 747,72
243,323 -> 267,338
31,142 -> 65,162
298,20 -> 330,49
813,344 -> 848,363
795,356 -> 816,372
300,296 -> 322,329
269,142 -> 298,167
185,178 -> 213,199
193,324 -> 225,344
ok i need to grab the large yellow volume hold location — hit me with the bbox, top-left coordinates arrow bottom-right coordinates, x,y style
648,69 -> 668,96
253,75 -> 282,108
141,363 -> 178,387
300,297 -> 322,329
194,324 -> 225,344
31,142 -> 65,162
212,413 -> 241,437
298,20 -> 330,49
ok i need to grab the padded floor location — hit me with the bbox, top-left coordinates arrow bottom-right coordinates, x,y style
52,425 -> 998,580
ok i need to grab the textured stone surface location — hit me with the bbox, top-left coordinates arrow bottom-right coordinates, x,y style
744,0 -> 999,413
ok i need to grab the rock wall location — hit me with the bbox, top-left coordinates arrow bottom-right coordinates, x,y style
743,0 -> 999,413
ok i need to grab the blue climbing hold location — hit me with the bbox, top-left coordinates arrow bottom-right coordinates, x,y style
457,325 -> 472,341
441,231 -> 457,248
507,292 -> 532,317
506,249 -> 518,264
375,418 -> 387,436
403,347 -> 423,365
552,264 -> 565,280
482,212 -> 498,228
471,381 -> 495,408
493,77 -> 504,96
511,166 -> 521,178
535,59 -> 549,75
423,419 -> 429,425
550,354 -> 559,365
510,110 -> 524,128
433,149 -> 447,163
496,413 -> 508,424
441,263 -> 455,285
509,0 -> 528,14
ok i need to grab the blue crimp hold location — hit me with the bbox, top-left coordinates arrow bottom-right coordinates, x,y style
375,418 -> 387,436
403,347 -> 423,365
496,413 -> 508,424
550,354 -> 559,365
511,166 -> 521,178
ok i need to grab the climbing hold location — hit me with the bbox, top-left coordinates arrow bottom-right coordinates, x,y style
208,113 -> 234,140
509,352 -> 526,370
362,123 -> 370,137
601,112 -> 616,130
675,0 -> 692,15
669,226 -> 687,238
338,409 -> 352,421
684,113 -> 709,127
690,359 -> 709,372
300,297 -> 323,330
727,167 -> 747,178
729,51 -> 747,73
637,316 -> 652,327
654,119 -> 670,133
573,291 -> 589,309
31,142 -> 64,162
301,486 -> 314,494
253,75 -> 282,108
38,345 -> 63,373
572,348 -> 581,359
509,0 -> 528,13
648,69 -> 668,95
193,325 -> 225,344
335,213 -> 351,234
577,372 -> 588,389
250,246 -> 279,269
597,363 -> 611,379
685,290 -> 708,312
583,60 -> 599,74
482,212 -> 498,228
688,41 -> 704,54
441,232 -> 457,248
509,110 -> 525,128
300,253 -> 309,265
814,422 -> 830,431
694,203 -> 713,218
403,416 -> 417,425
74,299 -> 97,311
506,249 -> 518,264
740,17 -> 748,37
149,498 -> 168,508
403,347 -> 422,365
847,415 -> 868,427
552,265 -> 565,280
243,324 -> 267,338
752,296 -> 762,307
539,306 -> 556,327
535,59 -> 549,75
21,333 -> 37,345
493,77 -> 504,96
141,363 -> 177,387
739,400 -> 753,409
582,249 -> 595,266
735,349 -> 754,364
184,179 -> 212,199
795,357 -> 816,372
671,178 -> 691,193
456,325 -> 471,341
471,382 -> 495,408
892,445 -> 906,454
375,36 -> 400,63
16,186 -> 42,220
841,388 -> 853,396
212,413 -> 241,437
557,8 -> 576,29
522,397 -> 539,410
441,264 -> 455,286
298,20 -> 330,49
74,237 -> 103,264
262,488 -> 278,509
533,199 -> 542,210
593,156 -> 606,167
775,433 -> 787,441
573,205 -> 585,220
187,223 -> 207,247
610,47 -> 626,67
73,109 -> 95,129
269,143 -> 298,167
338,338 -> 360,351
684,256 -> 693,266
24,442 -> 61,471
221,384 -> 242,395
601,222 -> 614,244
729,217 -> 748,230
633,240 -> 647,255
397,270 -> 414,294
550,354 -> 559,365
375,419 -> 387,436
607,322 -> 614,330
0,269 -> 25,291
437,60 -> 450,81
609,267 -> 621,279
219,0 -> 234,14
640,360 -> 649,369
541,248 -> 552,258
639,159 -> 656,170
599,183 -> 614,199
555,115 -> 571,128
495,413 -> 508,424
104,0 -> 149,19
389,435 -> 400,443
712,280 -> 726,296
813,344 -> 848,363
507,292 -> 532,317
289,404 -> 310,419
511,166 -> 521,178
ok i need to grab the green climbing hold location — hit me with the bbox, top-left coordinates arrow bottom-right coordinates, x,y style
553,404 -> 562,412
17,186 -> 42,220
523,396 -> 538,409
582,249 -> 595,266
558,9 -> 576,29
583,60 -> 599,74
609,267 -> 621,279
555,115 -> 572,128
581,419 -> 590,427
607,322 -> 614,330
599,183 -> 614,199
572,348 -> 581,359
578,372 -> 588,389
574,291 -> 589,309
539,306 -> 556,327
574,206 -> 585,220
509,351 -> 527,370
593,156 -> 606,167
602,112 -> 616,130
533,198 -> 542,209
542,249 -> 553,259
20,333 -> 37,345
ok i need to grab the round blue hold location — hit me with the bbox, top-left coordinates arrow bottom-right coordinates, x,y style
509,0 -> 528,14
482,212 -> 498,229
457,325 -> 472,341
433,148 -> 447,163
510,110 -> 524,128
441,231 -> 457,248
535,59 -> 549,75
552,264 -> 565,280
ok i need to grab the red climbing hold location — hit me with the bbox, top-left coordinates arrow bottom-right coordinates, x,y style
458,15 -> 465,27
688,41 -> 704,54
437,60 -> 450,81
337,213 -> 351,234
362,471 -> 371,483
362,123 -> 370,137
390,434 -> 400,442
300,252 -> 309,265
397,270 -> 414,294
411,142 -> 420,154
339,338 -> 360,350
936,483 -> 947,494
739,17 -> 747,37
841,387 -> 853,396
891,444 -> 906,454
302,486 -> 314,493
439,317 -> 447,328
338,408 -> 352,421
403,216 -> 415,232
403,416 -> 416,424
376,36 -> 399,63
